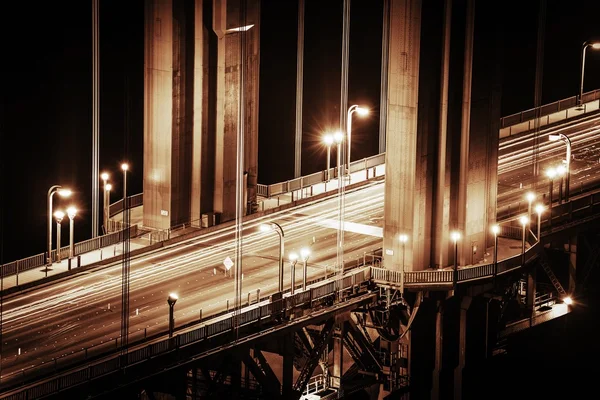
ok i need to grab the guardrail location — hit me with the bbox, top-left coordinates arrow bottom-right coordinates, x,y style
256,153 -> 386,199
0,267 -> 373,399
0,225 -> 138,280
499,89 -> 600,138
109,193 -> 144,217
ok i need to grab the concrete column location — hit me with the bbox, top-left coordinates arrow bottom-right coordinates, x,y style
212,0 -> 260,222
144,0 -> 195,230
191,0 -> 216,226
431,302 -> 443,399
383,0 -> 422,272
456,0 -> 474,267
567,235 -> 577,294
433,0 -> 452,269
144,0 -> 174,230
453,296 -> 471,400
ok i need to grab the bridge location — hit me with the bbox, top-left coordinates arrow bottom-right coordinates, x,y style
1,1 -> 600,399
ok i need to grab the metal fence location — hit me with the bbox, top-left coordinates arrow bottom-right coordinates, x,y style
0,267 -> 372,398
256,153 -> 386,199
0,225 -> 137,279
109,193 -> 144,217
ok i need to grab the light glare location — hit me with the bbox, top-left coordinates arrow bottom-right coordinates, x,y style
323,134 -> 334,146
399,234 -> 408,243
450,231 -> 461,242
491,225 -> 500,235
535,204 -> 545,215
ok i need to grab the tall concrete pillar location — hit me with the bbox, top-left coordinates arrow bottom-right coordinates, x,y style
383,0 -> 422,273
212,0 -> 260,223
191,0 -> 216,226
453,296 -> 471,400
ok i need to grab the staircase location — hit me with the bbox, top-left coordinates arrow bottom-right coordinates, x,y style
539,252 -> 566,297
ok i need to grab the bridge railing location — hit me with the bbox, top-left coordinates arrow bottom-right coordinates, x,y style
256,153 -> 386,199
0,267 -> 373,398
499,89 -> 600,138
0,225 -> 138,279
108,193 -> 144,217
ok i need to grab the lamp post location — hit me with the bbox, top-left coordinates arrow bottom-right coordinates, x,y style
167,293 -> 178,338
260,222 -> 285,293
451,231 -> 460,290
289,253 -> 299,295
54,210 -> 65,264
121,163 -> 129,212
535,204 -> 545,242
525,192 -> 535,223
101,172 -> 109,234
578,41 -> 600,107
47,186 -> 72,265
346,105 -> 369,178
549,134 -> 571,201
491,225 -> 500,282
546,167 -> 556,211
323,134 -> 334,182
399,234 -> 408,290
519,216 -> 529,267
556,165 -> 566,204
105,183 -> 112,232
67,207 -> 77,259
300,247 -> 310,291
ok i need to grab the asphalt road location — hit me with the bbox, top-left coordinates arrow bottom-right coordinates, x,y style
0,182 -> 384,383
1,111 -> 599,385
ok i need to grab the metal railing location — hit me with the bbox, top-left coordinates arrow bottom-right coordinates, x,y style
108,193 -> 144,217
256,153 -> 386,199
0,225 -> 138,280
499,89 -> 600,138
0,267 -> 372,398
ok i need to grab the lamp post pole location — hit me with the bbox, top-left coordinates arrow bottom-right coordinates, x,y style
346,105 -> 369,180
535,204 -> 545,242
578,41 -> 600,107
167,293 -> 178,338
101,172 -> 109,234
67,207 -> 77,259
47,186 -> 71,265
301,248 -> 310,291
549,134 -> 572,201
289,253 -> 298,295
399,234 -> 408,291
491,225 -> 499,283
323,134 -> 333,182
520,216 -> 529,267
105,183 -> 112,232
54,211 -> 65,264
451,231 -> 460,291
260,223 -> 285,293
121,163 -> 129,213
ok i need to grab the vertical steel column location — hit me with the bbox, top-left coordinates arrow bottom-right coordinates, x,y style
92,0 -> 100,238
294,0 -> 305,178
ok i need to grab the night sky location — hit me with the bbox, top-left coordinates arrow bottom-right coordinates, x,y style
1,0 -> 599,263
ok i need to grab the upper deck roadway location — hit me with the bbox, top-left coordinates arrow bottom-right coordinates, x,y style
0,96 -> 599,395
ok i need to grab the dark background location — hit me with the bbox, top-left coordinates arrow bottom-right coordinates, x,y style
0,0 -> 599,395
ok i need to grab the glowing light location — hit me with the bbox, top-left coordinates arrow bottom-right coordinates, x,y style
491,225 -> 500,235
450,231 -> 461,242
563,296 -> 573,305
399,234 -> 408,243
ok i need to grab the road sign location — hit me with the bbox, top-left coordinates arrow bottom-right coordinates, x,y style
223,256 -> 234,270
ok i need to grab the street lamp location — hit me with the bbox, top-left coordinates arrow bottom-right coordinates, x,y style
54,210 -> 65,264
346,105 -> 369,177
546,168 -> 556,212
556,165 -> 566,204
121,163 -> 129,212
101,172 -> 109,234
451,231 -> 461,290
491,225 -> 500,281
167,293 -> 178,338
399,234 -> 408,272
47,185 -> 71,265
323,134 -> 334,182
534,203 -> 545,242
525,192 -> 535,223
300,247 -> 310,291
67,206 -> 77,259
105,183 -> 112,232
549,134 -> 571,201
260,222 -> 285,292
577,41 -> 600,108
289,253 -> 299,295
519,215 -> 529,267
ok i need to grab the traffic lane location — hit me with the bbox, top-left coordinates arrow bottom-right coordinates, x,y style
1,188 -> 385,375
